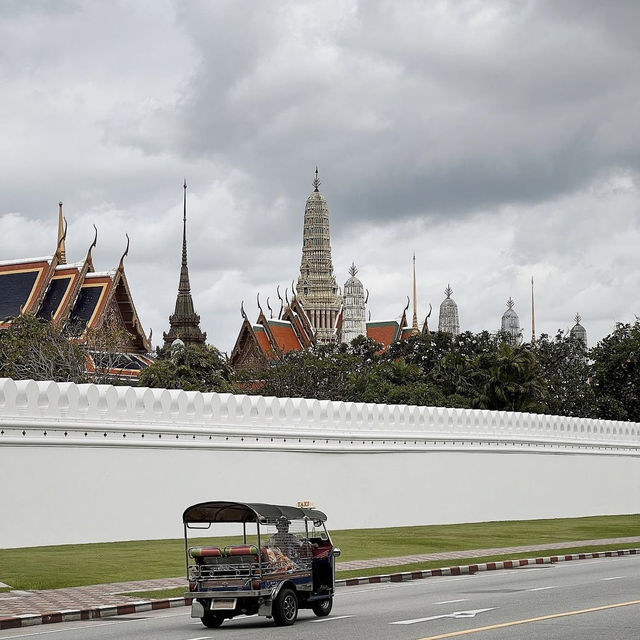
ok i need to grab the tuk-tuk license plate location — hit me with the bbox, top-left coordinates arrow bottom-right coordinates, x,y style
211,599 -> 237,611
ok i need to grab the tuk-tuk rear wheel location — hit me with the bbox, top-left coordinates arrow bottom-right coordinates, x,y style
201,611 -> 224,628
312,597 -> 333,617
272,588 -> 298,626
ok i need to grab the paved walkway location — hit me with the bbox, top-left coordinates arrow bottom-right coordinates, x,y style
1,536 -> 639,619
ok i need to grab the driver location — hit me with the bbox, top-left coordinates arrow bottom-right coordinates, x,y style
268,517 -> 302,559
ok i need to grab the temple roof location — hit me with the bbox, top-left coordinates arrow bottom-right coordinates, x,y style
0,219 -> 150,356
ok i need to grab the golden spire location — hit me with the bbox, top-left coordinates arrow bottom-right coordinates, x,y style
531,275 -> 536,345
57,201 -> 66,264
411,253 -> 419,335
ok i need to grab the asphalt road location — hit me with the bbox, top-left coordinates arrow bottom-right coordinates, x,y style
2,555 -> 639,640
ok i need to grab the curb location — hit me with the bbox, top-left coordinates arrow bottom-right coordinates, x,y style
0,597 -> 193,630
335,548 -> 640,586
2,548 -> 638,630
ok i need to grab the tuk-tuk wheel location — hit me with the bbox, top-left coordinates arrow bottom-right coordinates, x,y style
201,611 -> 224,628
312,597 -> 333,617
272,588 -> 298,626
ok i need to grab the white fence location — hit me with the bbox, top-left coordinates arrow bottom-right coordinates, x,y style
1,378 -> 638,548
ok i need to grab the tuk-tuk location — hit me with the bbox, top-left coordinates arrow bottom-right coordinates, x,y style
183,501 -> 341,628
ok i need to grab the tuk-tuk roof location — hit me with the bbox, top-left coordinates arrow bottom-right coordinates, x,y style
182,501 -> 327,524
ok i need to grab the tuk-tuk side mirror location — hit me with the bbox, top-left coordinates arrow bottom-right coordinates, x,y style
332,547 -> 341,557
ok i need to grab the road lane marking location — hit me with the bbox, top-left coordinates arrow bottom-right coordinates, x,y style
185,636 -> 212,639
415,598 -> 640,639
311,615 -> 354,623
433,599 -> 469,605
528,586 -> 557,591
602,576 -> 623,581
391,609 -> 495,625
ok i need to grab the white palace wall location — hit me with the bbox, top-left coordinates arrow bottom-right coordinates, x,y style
0,378 -> 639,549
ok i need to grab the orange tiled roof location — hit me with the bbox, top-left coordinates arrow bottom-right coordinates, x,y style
366,321 -> 400,348
267,320 -> 303,352
254,325 -> 275,358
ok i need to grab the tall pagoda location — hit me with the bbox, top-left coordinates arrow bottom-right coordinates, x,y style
501,297 -> 522,343
341,263 -> 367,343
163,181 -> 206,348
438,284 -> 460,335
296,169 -> 342,343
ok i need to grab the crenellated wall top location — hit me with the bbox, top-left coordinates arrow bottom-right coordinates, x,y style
0,377 -> 638,446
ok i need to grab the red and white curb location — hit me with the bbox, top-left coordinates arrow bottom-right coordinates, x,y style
335,548 -> 640,586
0,597 -> 193,630
2,548 -> 638,630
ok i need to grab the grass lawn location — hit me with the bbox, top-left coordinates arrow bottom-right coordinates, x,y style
1,514 -> 637,591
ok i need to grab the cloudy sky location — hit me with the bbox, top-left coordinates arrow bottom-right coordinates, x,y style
1,0 -> 639,353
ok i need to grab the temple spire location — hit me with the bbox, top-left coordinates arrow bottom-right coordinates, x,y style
411,253 -> 419,335
179,179 -> 190,293
531,275 -> 536,345
57,201 -> 66,264
163,181 -> 206,348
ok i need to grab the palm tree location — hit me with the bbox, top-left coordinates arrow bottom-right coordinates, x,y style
472,342 -> 543,412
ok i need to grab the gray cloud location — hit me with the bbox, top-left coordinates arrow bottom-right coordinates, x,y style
1,0 -> 639,353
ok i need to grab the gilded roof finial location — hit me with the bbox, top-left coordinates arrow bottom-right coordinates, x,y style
118,234 -> 130,272
444,284 -> 453,299
57,201 -> 67,264
507,296 -> 515,310
313,166 -> 321,192
85,225 -> 98,270
277,285 -> 284,319
575,312 -> 582,325
349,262 -> 358,277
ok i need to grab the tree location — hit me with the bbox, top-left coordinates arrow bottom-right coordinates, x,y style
138,343 -> 234,393
345,359 -> 447,406
83,306 -> 137,384
534,331 -> 595,418
472,341 -> 544,412
590,321 -> 640,422
0,314 -> 86,383
258,344 -> 363,401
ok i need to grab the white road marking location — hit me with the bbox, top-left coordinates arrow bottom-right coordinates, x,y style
602,576 -> 623,581
391,608 -> 496,625
528,586 -> 557,592
311,615 -> 354,623
433,599 -> 469,605
184,636 -> 212,639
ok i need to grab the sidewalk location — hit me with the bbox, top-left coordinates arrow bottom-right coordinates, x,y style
2,536 -> 639,629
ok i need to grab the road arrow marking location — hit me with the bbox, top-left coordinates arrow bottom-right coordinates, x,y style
391,608 -> 496,625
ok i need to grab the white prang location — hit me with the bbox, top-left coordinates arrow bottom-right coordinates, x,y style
501,297 -> 522,343
438,285 -> 460,336
342,263 -> 367,344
